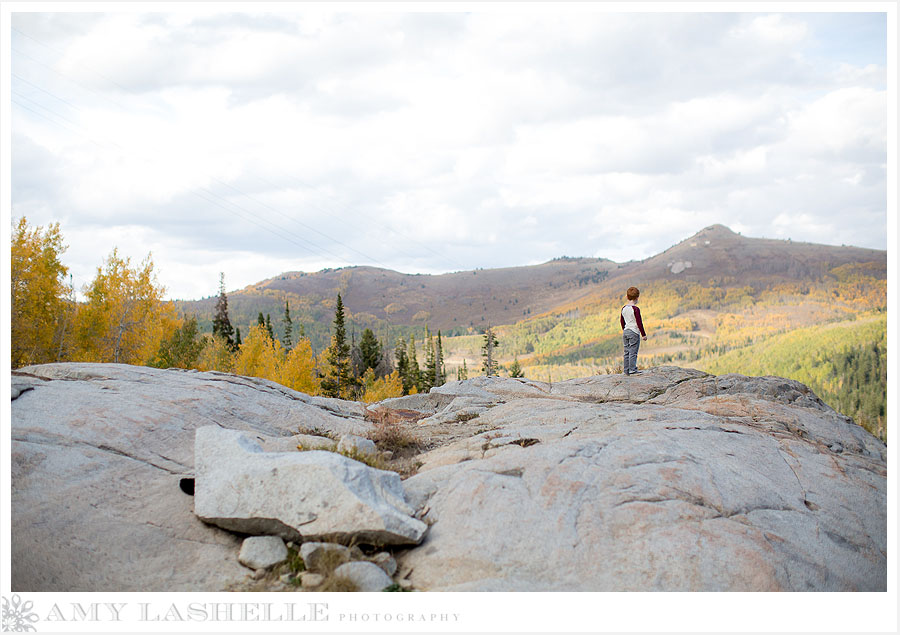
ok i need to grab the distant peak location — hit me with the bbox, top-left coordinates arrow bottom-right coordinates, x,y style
701,223 -> 735,234
700,224 -> 737,235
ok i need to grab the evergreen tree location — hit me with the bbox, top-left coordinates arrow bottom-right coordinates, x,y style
212,272 -> 236,351
435,330 -> 446,387
359,328 -> 382,374
482,326 -> 500,377
320,294 -> 354,398
235,326 -> 242,348
408,334 -> 422,392
394,336 -> 411,394
281,300 -> 293,350
257,312 -> 265,328
265,313 -> 274,342
458,359 -> 468,381
509,357 -> 524,378
423,328 -> 436,391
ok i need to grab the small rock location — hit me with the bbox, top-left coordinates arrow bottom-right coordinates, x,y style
398,578 -> 414,590
333,561 -> 394,592
238,536 -> 288,570
382,450 -> 394,461
280,573 -> 294,585
251,569 -> 266,580
829,443 -> 844,453
371,552 -> 398,576
301,572 -> 325,588
300,542 -> 351,572
338,434 -> 377,456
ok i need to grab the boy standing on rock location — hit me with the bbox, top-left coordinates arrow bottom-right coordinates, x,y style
620,287 -> 648,375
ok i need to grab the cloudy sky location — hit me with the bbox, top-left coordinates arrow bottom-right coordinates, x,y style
6,8 -> 888,301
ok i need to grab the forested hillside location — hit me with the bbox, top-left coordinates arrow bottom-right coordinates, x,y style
13,218 -> 887,441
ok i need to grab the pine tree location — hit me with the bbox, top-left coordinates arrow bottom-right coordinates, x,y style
435,330 -> 446,386
359,328 -> 382,374
424,328 -> 436,391
394,336 -> 411,394
281,300 -> 293,350
257,312 -> 265,328
509,356 -> 524,378
408,334 -> 422,392
235,327 -> 242,348
212,272 -> 236,351
265,313 -> 274,342
458,359 -> 468,381
482,326 -> 500,377
320,294 -> 354,398
350,330 -> 362,378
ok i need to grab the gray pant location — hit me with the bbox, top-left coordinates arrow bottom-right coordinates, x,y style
623,330 -> 640,374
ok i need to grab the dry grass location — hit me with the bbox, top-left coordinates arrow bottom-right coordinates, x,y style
337,446 -> 390,470
365,408 -> 423,455
317,575 -> 360,592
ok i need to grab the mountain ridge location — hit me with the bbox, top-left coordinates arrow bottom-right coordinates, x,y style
177,224 -> 886,341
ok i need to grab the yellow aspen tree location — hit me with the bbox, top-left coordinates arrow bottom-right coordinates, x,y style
233,323 -> 282,382
360,369 -> 404,403
74,249 -> 176,364
10,217 -> 72,368
196,335 -> 235,373
278,337 -> 321,395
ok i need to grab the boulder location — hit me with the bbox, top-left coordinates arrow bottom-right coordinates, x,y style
299,542 -> 351,572
10,363 -> 371,591
193,426 -> 427,545
371,552 -> 398,576
301,572 -> 325,588
333,561 -> 394,592
337,434 -> 377,456
238,536 -> 288,570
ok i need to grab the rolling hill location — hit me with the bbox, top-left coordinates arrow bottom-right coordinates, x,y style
178,224 -> 885,346
176,223 -> 887,439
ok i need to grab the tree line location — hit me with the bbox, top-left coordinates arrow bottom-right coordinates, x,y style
11,217 -> 507,403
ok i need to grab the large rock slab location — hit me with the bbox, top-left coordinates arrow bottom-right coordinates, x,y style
194,427 -> 427,545
398,370 -> 887,591
11,363 -> 886,593
10,363 -> 371,592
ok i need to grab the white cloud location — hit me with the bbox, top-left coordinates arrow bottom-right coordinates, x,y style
8,10 -> 888,300
732,14 -> 808,45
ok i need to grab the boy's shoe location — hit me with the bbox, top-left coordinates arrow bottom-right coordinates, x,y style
630,370 -> 642,375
